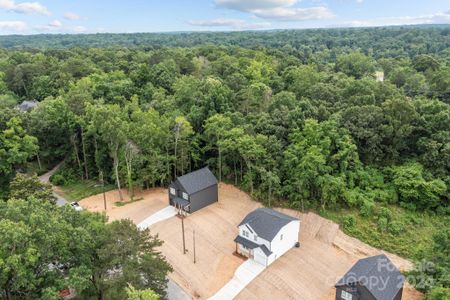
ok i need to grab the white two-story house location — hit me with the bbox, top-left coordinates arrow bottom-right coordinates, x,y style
234,208 -> 300,266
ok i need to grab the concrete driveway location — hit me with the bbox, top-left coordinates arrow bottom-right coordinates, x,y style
137,206 -> 178,230
208,259 -> 265,300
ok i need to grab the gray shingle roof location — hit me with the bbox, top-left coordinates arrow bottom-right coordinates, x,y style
172,197 -> 190,207
176,167 -> 217,194
234,235 -> 273,256
239,208 -> 298,241
17,100 -> 38,112
336,254 -> 405,300
259,244 -> 272,256
234,235 -> 259,249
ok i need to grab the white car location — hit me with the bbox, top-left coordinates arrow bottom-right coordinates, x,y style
70,202 -> 83,211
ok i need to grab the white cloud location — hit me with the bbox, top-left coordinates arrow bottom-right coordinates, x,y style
189,18 -> 246,27
251,6 -> 334,21
356,0 -> 363,3
344,12 -> 450,27
0,20 -> 27,31
215,0 -> 333,21
64,12 -> 80,20
48,19 -> 62,28
215,0 -> 297,11
72,25 -> 87,33
188,18 -> 271,30
0,0 -> 50,15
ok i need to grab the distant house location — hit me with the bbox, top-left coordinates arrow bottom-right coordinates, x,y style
169,167 -> 218,213
234,208 -> 300,266
16,100 -> 39,112
375,71 -> 384,82
335,254 -> 405,300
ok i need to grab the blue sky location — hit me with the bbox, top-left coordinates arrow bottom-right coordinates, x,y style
0,0 -> 449,34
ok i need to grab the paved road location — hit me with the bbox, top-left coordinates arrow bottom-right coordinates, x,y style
38,163 -> 67,206
39,165 -> 191,300
167,280 -> 192,300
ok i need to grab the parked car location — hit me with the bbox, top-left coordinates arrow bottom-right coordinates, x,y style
70,202 -> 83,211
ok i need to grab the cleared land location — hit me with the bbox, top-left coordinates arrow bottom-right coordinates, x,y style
79,184 -> 422,300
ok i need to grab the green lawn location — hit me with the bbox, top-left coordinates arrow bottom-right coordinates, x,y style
57,180 -> 116,202
319,205 -> 448,260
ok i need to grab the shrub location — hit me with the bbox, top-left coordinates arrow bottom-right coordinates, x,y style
343,215 -> 356,230
378,207 -> 392,221
377,217 -> 388,232
50,174 -> 66,186
388,221 -> 404,235
360,199 -> 375,217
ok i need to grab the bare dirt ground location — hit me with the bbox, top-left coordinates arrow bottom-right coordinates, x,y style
79,184 -> 423,300
79,188 -> 168,224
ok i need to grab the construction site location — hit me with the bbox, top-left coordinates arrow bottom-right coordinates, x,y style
79,183 -> 423,300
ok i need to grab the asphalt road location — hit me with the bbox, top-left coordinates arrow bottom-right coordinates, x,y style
38,164 -> 191,300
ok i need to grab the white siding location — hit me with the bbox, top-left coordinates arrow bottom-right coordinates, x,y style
253,247 -> 267,265
238,225 -> 271,250
236,220 -> 300,266
270,220 -> 300,262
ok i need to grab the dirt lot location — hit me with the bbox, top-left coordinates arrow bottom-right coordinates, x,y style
79,188 -> 168,224
79,184 -> 422,300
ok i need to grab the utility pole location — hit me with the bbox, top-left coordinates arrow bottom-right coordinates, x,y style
193,230 -> 196,264
100,171 -> 107,211
181,217 -> 186,254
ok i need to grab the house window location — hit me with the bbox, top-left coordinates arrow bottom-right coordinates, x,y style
182,192 -> 189,200
254,234 -> 257,241
280,234 -> 283,241
243,230 -> 249,238
341,290 -> 352,300
170,188 -> 176,195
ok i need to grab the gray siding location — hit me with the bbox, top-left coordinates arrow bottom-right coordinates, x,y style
168,179 -> 218,213
335,285 -> 403,300
168,180 -> 182,206
189,184 -> 218,213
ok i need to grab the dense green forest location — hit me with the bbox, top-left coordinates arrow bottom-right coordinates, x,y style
0,26 -> 449,299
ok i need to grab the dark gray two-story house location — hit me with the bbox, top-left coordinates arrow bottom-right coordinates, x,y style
335,254 -> 405,300
169,167 -> 218,213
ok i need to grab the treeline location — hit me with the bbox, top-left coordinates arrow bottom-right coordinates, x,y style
0,25 -> 449,59
0,41 -> 449,210
0,27 -> 449,297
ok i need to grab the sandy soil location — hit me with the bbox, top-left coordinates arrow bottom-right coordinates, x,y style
79,184 -> 423,300
237,209 -> 421,300
79,188 -> 168,224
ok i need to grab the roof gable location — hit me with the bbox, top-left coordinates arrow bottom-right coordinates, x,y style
239,208 -> 298,241
336,254 -> 405,300
175,167 -> 217,194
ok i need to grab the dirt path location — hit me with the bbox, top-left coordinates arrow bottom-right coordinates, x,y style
79,184 -> 422,300
38,163 -> 67,206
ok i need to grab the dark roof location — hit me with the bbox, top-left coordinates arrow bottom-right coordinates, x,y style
175,167 -> 217,194
234,235 -> 259,249
234,235 -> 273,256
17,100 -> 38,112
238,208 -> 298,241
172,197 -> 190,207
259,244 -> 272,256
336,254 -> 405,300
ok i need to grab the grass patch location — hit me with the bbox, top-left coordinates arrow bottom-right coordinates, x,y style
319,205 -> 448,260
57,180 -> 116,202
115,197 -> 144,207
